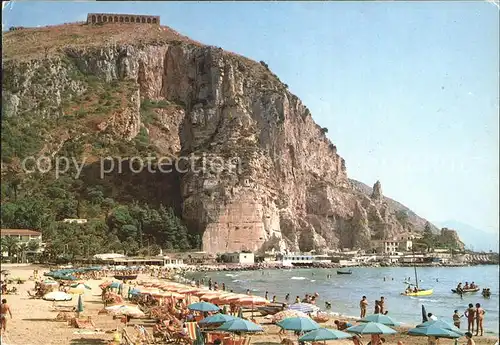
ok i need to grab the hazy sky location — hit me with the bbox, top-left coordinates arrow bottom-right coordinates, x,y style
3,1 -> 499,234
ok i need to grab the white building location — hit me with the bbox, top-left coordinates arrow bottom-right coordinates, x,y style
225,252 -> 255,265
281,253 -> 331,266
63,218 -> 88,224
1,229 -> 44,259
374,236 -> 413,255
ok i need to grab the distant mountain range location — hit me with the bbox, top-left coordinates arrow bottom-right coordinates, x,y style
434,220 -> 499,252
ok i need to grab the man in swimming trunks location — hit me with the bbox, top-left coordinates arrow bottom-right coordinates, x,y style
464,303 -> 476,334
475,303 -> 485,336
0,299 -> 13,334
379,297 -> 385,314
359,296 -> 368,318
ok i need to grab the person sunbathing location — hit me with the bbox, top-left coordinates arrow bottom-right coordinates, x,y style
153,319 -> 167,338
334,320 -> 352,331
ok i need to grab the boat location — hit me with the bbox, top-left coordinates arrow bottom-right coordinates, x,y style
113,274 -> 138,281
401,288 -> 434,296
401,248 -> 433,297
451,288 -> 480,294
257,303 -> 285,316
336,270 -> 352,275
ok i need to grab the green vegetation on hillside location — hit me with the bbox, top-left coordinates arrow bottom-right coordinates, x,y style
1,56 -> 200,262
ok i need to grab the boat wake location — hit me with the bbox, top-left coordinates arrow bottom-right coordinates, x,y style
291,276 -> 307,280
410,297 -> 439,303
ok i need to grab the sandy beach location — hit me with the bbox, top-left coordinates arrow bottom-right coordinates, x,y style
1,265 -> 497,345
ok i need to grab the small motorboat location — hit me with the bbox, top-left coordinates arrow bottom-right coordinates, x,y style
113,275 -> 138,281
337,270 -> 352,275
451,288 -> 480,294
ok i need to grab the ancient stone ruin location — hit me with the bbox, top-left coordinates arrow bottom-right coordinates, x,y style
86,13 -> 160,25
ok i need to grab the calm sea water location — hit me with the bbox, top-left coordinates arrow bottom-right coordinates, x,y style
187,265 -> 499,335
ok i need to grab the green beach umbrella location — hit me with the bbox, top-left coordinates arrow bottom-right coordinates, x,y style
346,322 -> 397,335
416,319 -> 464,336
277,317 -> 321,332
199,314 -> 237,326
188,301 -> 220,312
217,318 -> 263,333
408,325 -> 462,339
359,314 -> 401,326
70,283 -> 92,290
299,328 -> 352,342
77,294 -> 84,313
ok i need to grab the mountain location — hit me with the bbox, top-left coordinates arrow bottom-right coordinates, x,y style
434,220 -> 499,252
1,19 -> 464,255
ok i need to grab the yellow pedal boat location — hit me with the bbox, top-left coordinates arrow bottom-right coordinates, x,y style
401,288 -> 434,297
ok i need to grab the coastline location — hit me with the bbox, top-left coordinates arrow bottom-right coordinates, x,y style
179,261 -> 499,273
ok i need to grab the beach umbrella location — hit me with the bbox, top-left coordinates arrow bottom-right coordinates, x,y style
43,291 -> 73,301
199,313 -> 238,326
100,281 -> 113,289
70,283 -> 92,290
42,279 -> 58,285
359,314 -> 401,326
287,303 -> 318,314
77,294 -> 84,313
272,310 -> 309,323
217,318 -> 264,333
188,301 -> 220,312
109,281 -> 121,289
416,319 -> 465,336
346,322 -> 397,335
277,317 -> 321,332
105,305 -> 145,318
236,296 -> 269,306
299,328 -> 352,342
408,325 -> 462,339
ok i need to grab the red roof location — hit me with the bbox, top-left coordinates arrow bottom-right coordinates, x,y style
1,229 -> 42,236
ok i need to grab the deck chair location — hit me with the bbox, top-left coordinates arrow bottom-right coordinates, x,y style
185,322 -> 198,342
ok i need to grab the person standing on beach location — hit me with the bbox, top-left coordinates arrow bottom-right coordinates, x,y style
359,296 -> 368,318
285,293 -> 290,302
379,297 -> 385,314
475,303 -> 485,336
0,299 -> 13,334
374,300 -> 380,314
464,304 -> 476,334
453,310 -> 463,329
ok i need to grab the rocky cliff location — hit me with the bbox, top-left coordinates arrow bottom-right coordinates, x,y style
1,22 -> 463,253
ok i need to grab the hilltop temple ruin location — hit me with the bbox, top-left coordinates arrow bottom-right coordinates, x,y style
86,13 -> 160,25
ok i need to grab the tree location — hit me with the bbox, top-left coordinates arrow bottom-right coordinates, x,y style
27,239 -> 40,252
1,236 -> 19,258
18,243 -> 28,263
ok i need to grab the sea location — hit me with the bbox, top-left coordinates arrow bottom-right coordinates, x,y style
186,265 -> 499,335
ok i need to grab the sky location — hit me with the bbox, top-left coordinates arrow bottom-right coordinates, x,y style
3,1 -> 499,235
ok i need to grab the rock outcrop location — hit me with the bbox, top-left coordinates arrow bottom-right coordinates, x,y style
1,23 -> 457,253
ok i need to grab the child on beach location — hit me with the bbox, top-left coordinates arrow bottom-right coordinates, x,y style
453,310 -> 463,328
464,332 -> 476,345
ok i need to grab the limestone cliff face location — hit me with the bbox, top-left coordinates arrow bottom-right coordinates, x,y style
2,24 -> 446,253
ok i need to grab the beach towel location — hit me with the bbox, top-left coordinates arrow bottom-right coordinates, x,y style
186,321 -> 198,340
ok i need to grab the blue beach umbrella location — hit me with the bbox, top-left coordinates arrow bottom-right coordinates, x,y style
359,314 -> 401,326
346,322 -> 397,335
217,318 -> 263,333
416,319 -> 465,336
408,325 -> 462,339
109,281 -> 121,289
299,328 -> 352,342
199,314 -> 238,326
188,301 -> 220,312
277,317 -> 321,332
